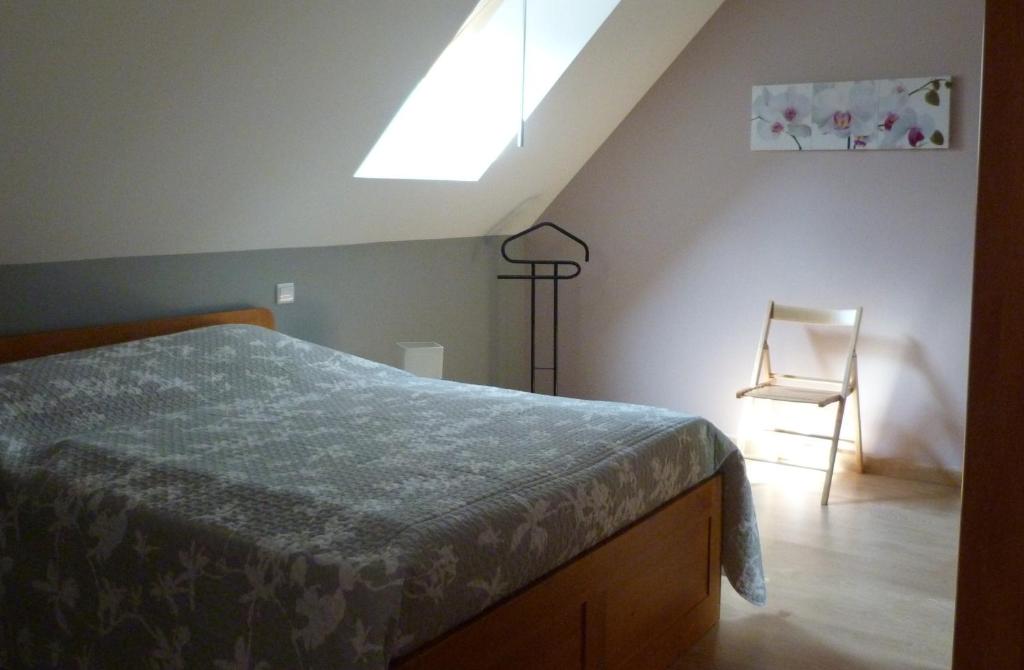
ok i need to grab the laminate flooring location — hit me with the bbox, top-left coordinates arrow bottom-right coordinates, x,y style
672,462 -> 960,670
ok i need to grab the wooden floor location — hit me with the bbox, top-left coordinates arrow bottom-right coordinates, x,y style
672,462 -> 960,670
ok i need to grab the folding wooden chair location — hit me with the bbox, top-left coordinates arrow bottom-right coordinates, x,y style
736,301 -> 864,505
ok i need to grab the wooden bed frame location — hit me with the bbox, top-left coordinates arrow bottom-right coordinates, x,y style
0,307 -> 723,669
395,476 -> 721,670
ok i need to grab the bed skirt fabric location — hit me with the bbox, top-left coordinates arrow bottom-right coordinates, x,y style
0,325 -> 765,669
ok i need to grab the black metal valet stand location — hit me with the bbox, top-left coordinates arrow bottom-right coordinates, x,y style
498,222 -> 589,396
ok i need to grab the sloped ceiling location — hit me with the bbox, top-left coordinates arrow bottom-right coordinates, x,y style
0,0 -> 723,264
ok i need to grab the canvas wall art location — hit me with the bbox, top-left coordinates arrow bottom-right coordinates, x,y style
751,76 -> 952,151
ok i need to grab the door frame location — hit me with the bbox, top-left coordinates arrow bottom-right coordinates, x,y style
952,0 -> 1024,667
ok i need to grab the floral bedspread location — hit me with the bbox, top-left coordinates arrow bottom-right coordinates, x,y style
0,325 -> 765,669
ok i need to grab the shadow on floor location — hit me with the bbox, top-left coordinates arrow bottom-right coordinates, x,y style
674,613 -> 944,670
819,478 -> 960,508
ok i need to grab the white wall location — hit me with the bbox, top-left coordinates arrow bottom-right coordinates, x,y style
536,0 -> 983,476
0,0 -> 722,264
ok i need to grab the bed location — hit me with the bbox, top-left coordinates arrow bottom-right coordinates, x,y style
0,308 -> 765,669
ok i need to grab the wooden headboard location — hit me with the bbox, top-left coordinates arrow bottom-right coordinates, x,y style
0,307 -> 275,365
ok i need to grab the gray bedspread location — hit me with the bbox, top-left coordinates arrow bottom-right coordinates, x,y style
0,325 -> 764,669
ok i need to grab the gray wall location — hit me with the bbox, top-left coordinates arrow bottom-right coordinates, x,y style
0,237 -> 530,389
537,0 -> 983,476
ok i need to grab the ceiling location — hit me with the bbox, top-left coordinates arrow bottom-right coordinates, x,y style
0,0 -> 724,264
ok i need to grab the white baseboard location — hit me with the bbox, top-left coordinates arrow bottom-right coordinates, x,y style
858,455 -> 962,487
727,434 -> 962,488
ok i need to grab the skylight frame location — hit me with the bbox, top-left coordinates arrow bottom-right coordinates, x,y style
354,0 -> 620,182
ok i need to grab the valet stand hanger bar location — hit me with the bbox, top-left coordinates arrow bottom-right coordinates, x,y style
498,222 -> 589,395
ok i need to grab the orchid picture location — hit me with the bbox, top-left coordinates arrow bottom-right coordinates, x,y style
751,76 -> 951,151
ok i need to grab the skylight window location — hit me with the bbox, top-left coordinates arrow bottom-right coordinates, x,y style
355,0 -> 620,182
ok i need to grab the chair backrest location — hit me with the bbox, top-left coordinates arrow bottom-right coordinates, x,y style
751,301 -> 863,396
771,304 -> 860,327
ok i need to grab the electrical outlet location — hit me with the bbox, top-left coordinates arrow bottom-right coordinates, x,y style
276,283 -> 295,304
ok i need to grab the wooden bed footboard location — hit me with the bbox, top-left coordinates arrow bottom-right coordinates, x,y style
393,475 -> 722,670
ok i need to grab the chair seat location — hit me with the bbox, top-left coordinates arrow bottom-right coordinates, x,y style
737,383 -> 843,407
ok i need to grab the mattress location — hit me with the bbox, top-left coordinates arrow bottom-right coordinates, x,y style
0,324 -> 765,669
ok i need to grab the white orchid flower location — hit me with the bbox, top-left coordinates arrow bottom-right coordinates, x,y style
812,82 -> 878,139
878,83 -> 911,133
881,107 -> 936,148
753,86 -> 812,149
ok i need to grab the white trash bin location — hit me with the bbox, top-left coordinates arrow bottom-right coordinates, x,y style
396,342 -> 444,379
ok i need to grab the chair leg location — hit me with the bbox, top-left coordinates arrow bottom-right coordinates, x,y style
852,388 -> 864,474
821,399 -> 847,506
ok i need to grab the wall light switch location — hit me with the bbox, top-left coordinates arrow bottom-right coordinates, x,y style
276,282 -> 295,304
